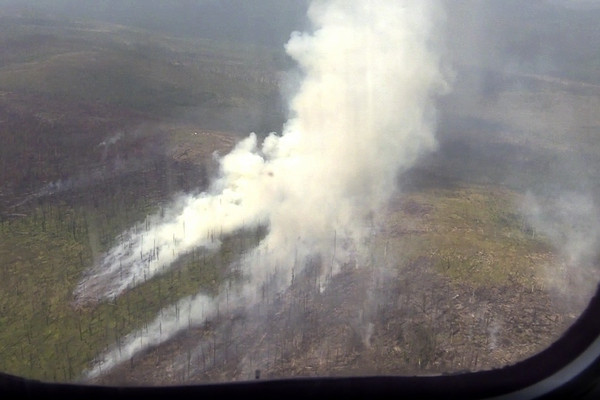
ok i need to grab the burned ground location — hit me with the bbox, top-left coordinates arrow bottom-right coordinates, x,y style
93,190 -> 579,385
1,11 -> 599,386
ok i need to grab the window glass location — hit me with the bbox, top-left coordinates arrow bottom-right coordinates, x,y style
0,0 -> 599,384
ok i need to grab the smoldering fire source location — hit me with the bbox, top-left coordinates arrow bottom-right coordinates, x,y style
73,0 -> 448,378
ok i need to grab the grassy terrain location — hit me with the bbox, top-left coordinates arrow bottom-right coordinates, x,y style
93,182 -> 565,384
377,184 -> 553,290
0,16 -> 279,381
0,177 -> 556,381
0,16 -> 284,152
0,199 -> 263,380
0,16 -> 284,205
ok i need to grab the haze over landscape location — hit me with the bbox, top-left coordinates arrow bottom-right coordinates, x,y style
0,0 -> 600,384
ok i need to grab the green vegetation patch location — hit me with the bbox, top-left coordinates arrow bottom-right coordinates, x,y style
0,196 -> 261,381
0,18 -> 281,118
383,185 -> 555,288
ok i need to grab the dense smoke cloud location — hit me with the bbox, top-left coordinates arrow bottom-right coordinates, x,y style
79,0 -> 447,377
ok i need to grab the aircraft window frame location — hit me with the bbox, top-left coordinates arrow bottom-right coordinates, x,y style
2,2 -> 600,399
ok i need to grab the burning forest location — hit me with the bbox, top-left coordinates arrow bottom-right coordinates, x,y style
1,0 -> 599,384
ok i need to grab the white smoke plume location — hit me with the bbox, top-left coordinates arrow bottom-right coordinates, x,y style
80,0 -> 448,378
521,192 -> 600,307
